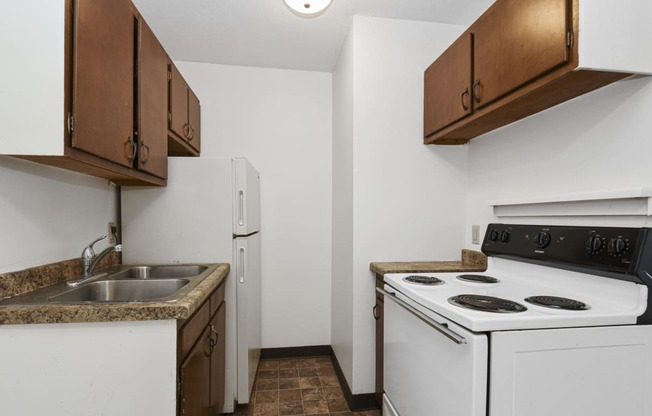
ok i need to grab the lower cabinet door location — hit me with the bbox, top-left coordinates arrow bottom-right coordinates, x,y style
179,325 -> 211,416
210,301 -> 226,414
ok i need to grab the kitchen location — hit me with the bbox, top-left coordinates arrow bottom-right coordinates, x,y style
1,0 -> 652,415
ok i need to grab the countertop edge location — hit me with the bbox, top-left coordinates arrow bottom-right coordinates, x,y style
370,249 -> 487,276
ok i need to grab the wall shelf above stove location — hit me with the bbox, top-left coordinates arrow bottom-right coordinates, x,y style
488,188 -> 652,217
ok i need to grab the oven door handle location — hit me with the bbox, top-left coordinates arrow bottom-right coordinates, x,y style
377,287 -> 467,345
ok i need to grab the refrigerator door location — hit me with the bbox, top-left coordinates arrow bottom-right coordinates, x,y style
234,232 -> 261,404
233,158 -> 260,236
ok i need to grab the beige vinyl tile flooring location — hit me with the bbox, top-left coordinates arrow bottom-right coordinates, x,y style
231,357 -> 381,416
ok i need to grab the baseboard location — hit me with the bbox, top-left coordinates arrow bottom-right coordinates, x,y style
260,345 -> 332,359
329,350 -> 380,411
259,345 -> 380,411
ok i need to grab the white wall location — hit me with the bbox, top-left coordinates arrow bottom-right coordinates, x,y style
331,16 -> 469,394
0,157 -> 117,274
331,22 -> 355,389
465,75 -> 652,242
175,62 -> 333,348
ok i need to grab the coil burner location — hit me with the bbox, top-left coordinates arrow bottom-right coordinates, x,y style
403,275 -> 444,286
448,294 -> 527,313
456,274 -> 500,284
524,296 -> 589,310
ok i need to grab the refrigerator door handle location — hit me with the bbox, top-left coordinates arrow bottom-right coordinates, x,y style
238,190 -> 245,226
239,247 -> 246,283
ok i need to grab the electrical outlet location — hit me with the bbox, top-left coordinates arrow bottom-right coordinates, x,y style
471,225 -> 480,245
108,222 -> 118,244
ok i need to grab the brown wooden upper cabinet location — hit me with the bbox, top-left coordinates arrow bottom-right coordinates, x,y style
0,0 -> 173,185
138,19 -> 169,180
169,63 -> 201,156
424,34 -> 473,136
424,0 -> 652,144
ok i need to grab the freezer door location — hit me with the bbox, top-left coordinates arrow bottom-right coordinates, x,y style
234,232 -> 261,403
233,158 -> 260,236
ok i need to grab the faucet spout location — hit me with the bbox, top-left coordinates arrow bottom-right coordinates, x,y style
87,244 -> 122,277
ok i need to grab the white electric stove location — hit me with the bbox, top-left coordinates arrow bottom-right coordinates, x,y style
381,224 -> 652,416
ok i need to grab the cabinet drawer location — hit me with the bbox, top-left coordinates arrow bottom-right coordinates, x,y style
178,300 -> 210,360
210,282 -> 226,317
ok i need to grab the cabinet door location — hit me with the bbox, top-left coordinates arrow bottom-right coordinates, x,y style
374,291 -> 384,405
179,325 -> 211,416
210,302 -> 226,414
169,64 -> 189,141
72,0 -> 135,168
137,19 -> 168,179
473,0 -> 570,108
424,33 -> 472,137
187,88 -> 201,152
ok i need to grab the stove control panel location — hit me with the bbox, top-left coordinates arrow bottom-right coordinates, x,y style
482,224 -> 652,285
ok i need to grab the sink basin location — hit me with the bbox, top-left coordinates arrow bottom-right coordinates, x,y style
49,279 -> 189,303
110,265 -> 208,279
0,263 -> 215,306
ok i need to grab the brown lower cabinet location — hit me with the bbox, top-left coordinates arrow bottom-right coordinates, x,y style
178,282 -> 226,416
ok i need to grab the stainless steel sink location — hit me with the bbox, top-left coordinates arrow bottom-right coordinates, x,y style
0,263 -> 215,305
110,265 -> 208,279
48,279 -> 189,303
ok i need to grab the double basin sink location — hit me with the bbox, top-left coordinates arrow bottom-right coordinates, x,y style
0,264 -> 213,305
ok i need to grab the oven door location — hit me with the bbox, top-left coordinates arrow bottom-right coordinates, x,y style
490,325 -> 652,416
381,286 -> 488,416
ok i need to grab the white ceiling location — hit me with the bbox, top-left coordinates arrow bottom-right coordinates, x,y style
132,0 -> 495,72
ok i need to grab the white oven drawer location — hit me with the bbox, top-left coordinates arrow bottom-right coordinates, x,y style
382,286 -> 488,416
490,325 -> 652,416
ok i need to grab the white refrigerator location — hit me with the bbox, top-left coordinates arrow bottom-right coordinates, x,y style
121,157 -> 261,413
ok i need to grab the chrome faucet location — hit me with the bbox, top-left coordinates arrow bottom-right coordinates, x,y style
68,234 -> 122,287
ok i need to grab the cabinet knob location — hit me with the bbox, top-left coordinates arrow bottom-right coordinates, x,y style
373,304 -> 380,320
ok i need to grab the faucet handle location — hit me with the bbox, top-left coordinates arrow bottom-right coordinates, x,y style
82,234 -> 107,260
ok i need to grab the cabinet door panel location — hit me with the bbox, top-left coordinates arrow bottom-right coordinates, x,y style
169,64 -> 188,141
210,302 -> 226,414
72,0 -> 134,167
473,0 -> 570,108
187,88 -> 201,152
424,33 -> 472,137
179,325 -> 211,416
138,19 -> 168,179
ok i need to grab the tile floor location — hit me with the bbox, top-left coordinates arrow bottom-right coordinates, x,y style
231,357 -> 381,416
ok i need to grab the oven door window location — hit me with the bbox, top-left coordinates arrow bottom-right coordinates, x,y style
490,325 -> 652,416
383,289 -> 488,416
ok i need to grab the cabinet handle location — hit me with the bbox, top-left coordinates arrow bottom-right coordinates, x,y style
125,136 -> 138,162
182,122 -> 191,139
140,143 -> 150,166
472,80 -> 482,103
208,325 -> 219,355
187,124 -> 195,141
461,88 -> 470,111
373,304 -> 380,320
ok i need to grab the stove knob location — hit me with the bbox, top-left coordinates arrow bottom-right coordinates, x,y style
500,231 -> 510,243
489,230 -> 500,242
534,231 -> 551,248
585,236 -> 604,253
608,238 -> 627,255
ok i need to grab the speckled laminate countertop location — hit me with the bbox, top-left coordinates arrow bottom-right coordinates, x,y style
370,249 -> 487,276
0,263 -> 229,325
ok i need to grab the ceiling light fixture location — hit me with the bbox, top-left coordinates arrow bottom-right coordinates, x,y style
283,0 -> 333,16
